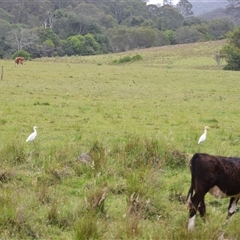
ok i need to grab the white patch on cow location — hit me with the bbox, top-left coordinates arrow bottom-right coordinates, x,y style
229,199 -> 237,214
186,193 -> 192,205
188,215 -> 196,231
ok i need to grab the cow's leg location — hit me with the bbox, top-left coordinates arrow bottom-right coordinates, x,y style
227,197 -> 239,219
188,192 -> 205,231
198,199 -> 206,219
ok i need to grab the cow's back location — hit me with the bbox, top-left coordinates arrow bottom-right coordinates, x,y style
190,153 -> 240,196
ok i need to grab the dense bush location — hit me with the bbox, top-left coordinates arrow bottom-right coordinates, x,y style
221,27 -> 240,70
12,50 -> 31,60
64,33 -> 101,56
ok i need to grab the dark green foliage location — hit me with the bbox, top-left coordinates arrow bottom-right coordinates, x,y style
12,50 -> 30,60
0,0 -> 237,58
163,30 -> 176,44
208,19 -> 234,40
34,27 -> 60,46
174,26 -> 205,44
223,45 -> 240,70
112,54 -> 142,64
160,5 -> 184,31
64,34 -> 101,56
34,101 -> 50,106
114,56 -> 131,64
221,27 -> 240,70
108,26 -> 169,52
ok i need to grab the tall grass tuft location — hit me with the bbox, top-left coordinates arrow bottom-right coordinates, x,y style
164,149 -> 189,169
84,187 -> 107,216
74,211 -> 100,240
0,140 -> 26,166
89,141 -> 107,173
113,135 -> 187,170
47,199 -> 60,226
0,190 -> 38,239
121,136 -> 160,169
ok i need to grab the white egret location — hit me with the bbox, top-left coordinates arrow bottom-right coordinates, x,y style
26,126 -> 37,142
198,126 -> 209,144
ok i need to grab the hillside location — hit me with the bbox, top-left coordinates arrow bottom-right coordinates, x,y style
197,7 -> 231,21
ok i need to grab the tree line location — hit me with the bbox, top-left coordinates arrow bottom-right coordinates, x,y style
0,0 -> 239,60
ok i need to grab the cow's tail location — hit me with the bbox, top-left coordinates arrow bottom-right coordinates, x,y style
186,153 -> 199,207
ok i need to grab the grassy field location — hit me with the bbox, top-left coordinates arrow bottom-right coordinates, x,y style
0,39 -> 240,239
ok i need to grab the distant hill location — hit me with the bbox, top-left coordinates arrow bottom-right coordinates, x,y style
197,7 -> 231,21
190,1 -> 228,16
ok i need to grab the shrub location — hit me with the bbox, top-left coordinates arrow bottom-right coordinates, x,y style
112,54 -> 142,64
222,45 -> 240,70
117,56 -> 131,63
131,54 -> 142,61
12,50 -> 30,60
221,27 -> 240,70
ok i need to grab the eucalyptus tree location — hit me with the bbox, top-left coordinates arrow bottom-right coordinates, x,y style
107,25 -> 169,52
174,26 -> 205,44
147,4 -> 161,17
0,19 -> 11,36
176,0 -> 194,18
97,13 -> 118,29
107,26 -> 130,52
7,27 -> 39,52
96,0 -> 149,24
0,19 -> 12,57
159,5 -> 184,30
26,27 -> 63,58
0,8 -> 14,23
52,3 -> 102,38
70,3 -> 104,34
0,0 -> 53,27
208,19 -> 234,40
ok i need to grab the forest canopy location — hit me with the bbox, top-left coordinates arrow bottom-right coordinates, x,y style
0,0 -> 239,59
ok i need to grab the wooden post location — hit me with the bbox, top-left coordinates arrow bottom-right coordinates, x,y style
1,66 -> 3,80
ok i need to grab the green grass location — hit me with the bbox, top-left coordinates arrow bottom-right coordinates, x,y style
0,40 -> 240,239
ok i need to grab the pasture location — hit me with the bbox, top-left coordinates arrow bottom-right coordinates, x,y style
0,40 -> 240,239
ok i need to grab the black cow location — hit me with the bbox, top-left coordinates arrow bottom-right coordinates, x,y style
187,153 -> 240,231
